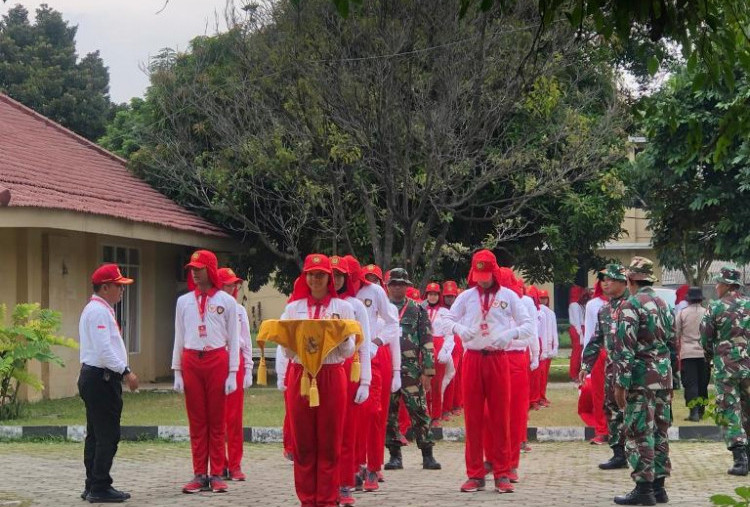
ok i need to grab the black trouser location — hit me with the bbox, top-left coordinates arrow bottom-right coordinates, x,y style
78,364 -> 123,493
681,357 -> 710,406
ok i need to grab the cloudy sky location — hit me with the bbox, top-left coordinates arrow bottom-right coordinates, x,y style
2,0 -> 233,103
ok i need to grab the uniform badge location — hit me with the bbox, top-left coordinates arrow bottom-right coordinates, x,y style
216,306 -> 225,315
476,261 -> 485,269
492,300 -> 501,308
312,256 -> 321,264
305,336 -> 319,354
191,252 -> 200,261
500,301 -> 508,309
208,304 -> 217,313
364,299 -> 372,307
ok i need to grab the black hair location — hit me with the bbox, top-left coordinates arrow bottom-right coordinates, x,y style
93,283 -> 103,293
632,280 -> 653,288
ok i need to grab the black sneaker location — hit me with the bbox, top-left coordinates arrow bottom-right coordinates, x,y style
80,489 -> 89,501
86,488 -> 128,503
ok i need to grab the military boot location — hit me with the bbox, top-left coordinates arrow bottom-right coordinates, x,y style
421,446 -> 441,470
686,407 -> 700,422
614,481 -> 656,506
384,447 -> 403,470
728,445 -> 749,476
653,477 -> 668,503
599,445 -> 628,470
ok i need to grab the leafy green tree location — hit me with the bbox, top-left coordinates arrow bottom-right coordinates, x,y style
0,303 -> 77,420
0,4 -> 114,140
632,66 -> 750,284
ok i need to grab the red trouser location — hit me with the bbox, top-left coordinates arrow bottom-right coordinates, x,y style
289,363 -> 347,507
540,359 -> 552,402
356,353 -> 382,471
366,345 -> 392,472
463,350 -> 511,479
182,348 -> 229,477
443,336 -> 463,412
506,351 -> 530,469
224,356 -> 245,472
428,336 -> 446,420
339,359 -> 362,488
529,338 -> 543,407
283,367 -> 295,457
569,326 -> 582,380
591,350 -> 608,436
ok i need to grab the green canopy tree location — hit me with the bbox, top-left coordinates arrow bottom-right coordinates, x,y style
0,4 -> 114,140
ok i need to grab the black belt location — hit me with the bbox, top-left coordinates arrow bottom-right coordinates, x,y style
81,363 -> 123,381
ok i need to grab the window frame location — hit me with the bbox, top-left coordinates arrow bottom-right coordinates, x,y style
101,244 -> 142,355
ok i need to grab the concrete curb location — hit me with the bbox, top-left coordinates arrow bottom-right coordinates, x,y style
0,425 -> 726,443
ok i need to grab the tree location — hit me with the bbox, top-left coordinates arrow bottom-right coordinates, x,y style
0,4 -> 114,140
0,303 -> 77,420
106,0 -> 629,291
631,66 -> 750,285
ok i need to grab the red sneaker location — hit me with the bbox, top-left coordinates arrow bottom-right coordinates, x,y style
460,478 -> 486,492
590,435 -> 608,445
495,477 -> 514,493
529,402 -> 541,411
209,476 -> 228,492
431,420 -> 442,428
376,471 -> 385,483
182,475 -> 208,494
441,412 -> 452,421
520,441 -> 532,453
364,471 -> 379,492
227,469 -> 246,481
339,487 -> 355,505
283,452 -> 294,462
540,399 -> 551,407
507,468 -> 519,483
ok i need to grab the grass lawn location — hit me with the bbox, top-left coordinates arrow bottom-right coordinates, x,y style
7,378 -> 713,429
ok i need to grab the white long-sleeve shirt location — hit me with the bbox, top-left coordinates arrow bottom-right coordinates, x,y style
376,303 -> 402,372
276,344 -> 289,388
541,305 -> 559,358
238,304 -> 253,372
172,289 -> 240,372
441,286 -> 533,351
582,297 -> 606,354
79,295 -> 128,374
345,295 -> 372,386
280,297 -> 356,364
509,295 -> 540,362
424,304 -> 454,355
357,283 -> 398,358
569,302 -> 584,337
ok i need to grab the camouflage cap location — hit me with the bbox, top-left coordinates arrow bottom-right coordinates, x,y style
386,267 -> 412,286
597,263 -> 627,282
626,256 -> 658,282
713,266 -> 742,286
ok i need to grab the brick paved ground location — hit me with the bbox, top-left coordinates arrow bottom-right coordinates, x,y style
0,441 -> 744,506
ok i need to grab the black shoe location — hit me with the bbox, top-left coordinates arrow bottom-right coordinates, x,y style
81,490 -> 89,501
653,477 -> 668,503
421,446 -> 441,470
86,488 -> 128,503
384,447 -> 403,470
728,445 -> 749,476
686,407 -> 700,422
614,482 -> 656,505
600,445 -> 628,470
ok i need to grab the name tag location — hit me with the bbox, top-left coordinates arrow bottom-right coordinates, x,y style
198,324 -> 207,338
480,322 -> 489,337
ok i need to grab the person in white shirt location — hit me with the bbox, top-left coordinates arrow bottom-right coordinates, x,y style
440,280 -> 464,417
522,285 -> 542,412
331,256 -> 372,506
78,263 -> 138,504
568,286 -> 587,380
347,258 -> 401,492
582,280 -> 609,444
441,250 -> 533,494
217,267 -> 254,482
172,250 -> 240,494
422,282 -> 453,426
538,290 -> 559,407
281,254 -> 357,507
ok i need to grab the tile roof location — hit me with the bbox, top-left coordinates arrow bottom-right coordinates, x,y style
0,93 -> 227,238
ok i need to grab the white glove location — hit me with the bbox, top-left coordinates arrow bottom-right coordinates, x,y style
454,324 -> 477,343
489,328 -> 517,350
225,373 -> 238,395
173,370 -> 184,393
243,368 -> 253,389
277,376 -> 287,392
391,373 -> 402,393
354,384 -> 370,404
437,347 -> 451,364
530,359 -> 539,371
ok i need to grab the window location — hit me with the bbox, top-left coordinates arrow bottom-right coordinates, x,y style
102,245 -> 141,354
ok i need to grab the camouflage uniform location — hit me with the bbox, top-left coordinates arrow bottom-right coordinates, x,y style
700,267 -> 750,451
386,292 -> 436,450
611,257 -> 675,484
582,264 -> 628,449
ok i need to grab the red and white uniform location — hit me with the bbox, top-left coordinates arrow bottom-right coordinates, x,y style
425,303 -> 452,421
282,296 -> 356,507
224,303 -> 253,474
539,304 -> 558,404
276,344 -> 295,458
525,295 -> 543,408
441,284 -> 533,481
172,289 -> 239,478
568,288 -> 585,379
583,290 -> 608,437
